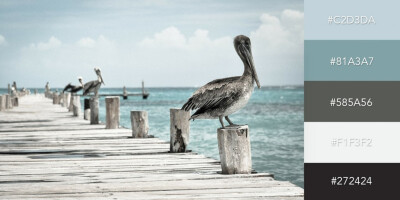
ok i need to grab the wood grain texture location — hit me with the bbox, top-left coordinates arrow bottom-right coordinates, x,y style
90,97 -> 99,124
105,96 -> 119,129
0,95 -> 6,111
170,109 -> 190,153
72,96 -> 81,117
218,125 -> 252,174
0,94 -> 304,199
131,111 -> 149,138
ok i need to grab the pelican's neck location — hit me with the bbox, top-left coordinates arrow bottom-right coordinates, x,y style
242,62 -> 253,77
97,75 -> 102,83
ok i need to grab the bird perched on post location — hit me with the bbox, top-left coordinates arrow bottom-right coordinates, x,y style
182,35 -> 260,128
63,77 -> 84,93
83,67 -> 105,97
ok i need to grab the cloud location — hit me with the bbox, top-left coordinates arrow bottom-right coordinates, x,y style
11,10 -> 303,87
28,36 -> 62,50
0,34 -> 6,46
76,35 -> 114,48
139,26 -> 231,50
140,27 -> 187,48
77,37 -> 96,48
250,9 -> 304,85
137,9 -> 304,86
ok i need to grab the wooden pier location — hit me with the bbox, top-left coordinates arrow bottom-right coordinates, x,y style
0,95 -> 304,199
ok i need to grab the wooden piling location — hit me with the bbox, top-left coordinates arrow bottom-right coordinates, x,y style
0,95 -> 5,111
72,96 -> 81,117
52,92 -> 58,104
90,97 -> 99,124
60,93 -> 65,107
5,94 -> 12,109
68,94 -> 74,112
8,84 -> 11,94
64,93 -> 70,108
130,111 -> 149,138
59,94 -> 63,105
169,109 -> 190,153
105,96 -> 119,129
62,93 -> 68,107
83,98 -> 90,120
12,97 -> 18,107
217,125 -> 252,174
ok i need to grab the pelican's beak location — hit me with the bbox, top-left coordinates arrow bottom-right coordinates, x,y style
100,74 -> 105,85
240,43 -> 261,89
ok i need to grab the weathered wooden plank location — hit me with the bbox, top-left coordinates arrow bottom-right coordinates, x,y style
0,95 -> 303,199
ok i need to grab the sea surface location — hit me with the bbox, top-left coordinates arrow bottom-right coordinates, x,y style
0,86 -> 304,188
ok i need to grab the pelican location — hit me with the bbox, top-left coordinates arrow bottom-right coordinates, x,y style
182,35 -> 260,128
83,67 -> 105,97
63,77 -> 84,93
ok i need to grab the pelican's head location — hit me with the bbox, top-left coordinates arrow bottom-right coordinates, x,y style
94,67 -> 105,85
78,76 -> 83,85
234,35 -> 260,89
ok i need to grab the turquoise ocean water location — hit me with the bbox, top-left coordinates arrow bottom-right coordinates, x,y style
1,87 -> 304,187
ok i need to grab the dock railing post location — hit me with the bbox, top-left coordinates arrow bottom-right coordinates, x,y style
105,96 -> 119,129
5,94 -> 12,109
84,98 -> 90,120
68,94 -> 74,112
90,97 -> 99,124
72,95 -> 81,117
130,111 -> 149,138
0,95 -> 5,111
62,93 -> 67,107
64,93 -> 70,109
59,94 -> 63,106
12,97 -> 18,107
217,125 -> 252,174
169,109 -> 190,153
52,92 -> 58,104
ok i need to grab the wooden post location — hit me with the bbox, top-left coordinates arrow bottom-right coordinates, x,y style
142,81 -> 145,95
72,96 -> 81,117
12,97 -> 18,107
5,94 -> 12,109
84,98 -> 90,120
60,93 -> 65,107
130,111 -> 149,138
64,93 -> 70,109
0,95 -> 5,111
8,84 -> 11,94
52,92 -> 58,104
59,94 -> 63,105
105,96 -> 119,129
169,109 -> 190,153
123,86 -> 128,100
90,97 -> 99,124
62,93 -> 68,107
217,125 -> 252,174
68,94 -> 74,112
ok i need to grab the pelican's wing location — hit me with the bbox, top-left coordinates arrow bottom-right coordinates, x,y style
71,86 -> 83,93
82,80 -> 95,95
182,76 -> 241,113
63,83 -> 72,93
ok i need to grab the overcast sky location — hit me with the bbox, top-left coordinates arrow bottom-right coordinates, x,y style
0,0 -> 303,88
